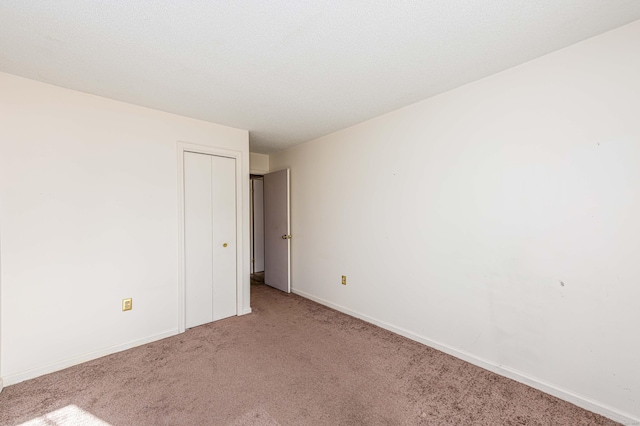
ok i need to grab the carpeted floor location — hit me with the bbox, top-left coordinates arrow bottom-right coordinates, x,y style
0,275 -> 618,425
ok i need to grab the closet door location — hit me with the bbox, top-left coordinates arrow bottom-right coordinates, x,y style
184,152 -> 214,328
210,155 -> 237,321
184,152 -> 236,329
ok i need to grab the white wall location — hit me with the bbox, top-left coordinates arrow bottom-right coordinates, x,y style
270,21 -> 640,423
0,72 -> 250,385
250,152 -> 269,174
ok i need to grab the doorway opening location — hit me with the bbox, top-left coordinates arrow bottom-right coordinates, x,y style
250,175 -> 265,277
250,169 -> 291,294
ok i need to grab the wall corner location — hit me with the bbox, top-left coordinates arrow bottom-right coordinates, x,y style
250,152 -> 269,174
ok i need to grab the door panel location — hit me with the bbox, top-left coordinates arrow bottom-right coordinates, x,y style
211,155 -> 237,320
184,152 -> 214,328
264,169 -> 290,293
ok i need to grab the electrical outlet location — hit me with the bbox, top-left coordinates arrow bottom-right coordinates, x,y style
342,275 -> 347,285
122,298 -> 132,311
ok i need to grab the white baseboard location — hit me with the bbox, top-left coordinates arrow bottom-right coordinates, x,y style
241,307 -> 252,315
292,289 -> 640,426
0,377 -> 4,394
2,329 -> 179,387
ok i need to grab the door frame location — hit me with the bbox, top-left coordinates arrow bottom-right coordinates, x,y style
177,142 -> 245,333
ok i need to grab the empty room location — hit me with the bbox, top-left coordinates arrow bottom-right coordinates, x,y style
1,2 -> 639,425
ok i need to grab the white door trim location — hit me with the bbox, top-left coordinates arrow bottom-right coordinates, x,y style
177,142 -> 245,333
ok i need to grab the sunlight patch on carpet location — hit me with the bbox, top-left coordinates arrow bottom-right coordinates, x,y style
19,404 -> 111,426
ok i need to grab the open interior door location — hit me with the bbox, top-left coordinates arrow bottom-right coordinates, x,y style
263,169 -> 291,293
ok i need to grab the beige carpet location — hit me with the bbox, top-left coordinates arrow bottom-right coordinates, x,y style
0,277 -> 618,425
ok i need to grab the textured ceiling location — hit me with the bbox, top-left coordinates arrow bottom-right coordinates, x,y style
1,2 -> 640,153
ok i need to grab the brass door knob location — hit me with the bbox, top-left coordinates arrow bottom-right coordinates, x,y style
223,243 -> 228,247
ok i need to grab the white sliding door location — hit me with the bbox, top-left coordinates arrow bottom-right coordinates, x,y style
184,152 -> 237,328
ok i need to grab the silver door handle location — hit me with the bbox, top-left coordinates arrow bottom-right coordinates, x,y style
281,234 -> 292,239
